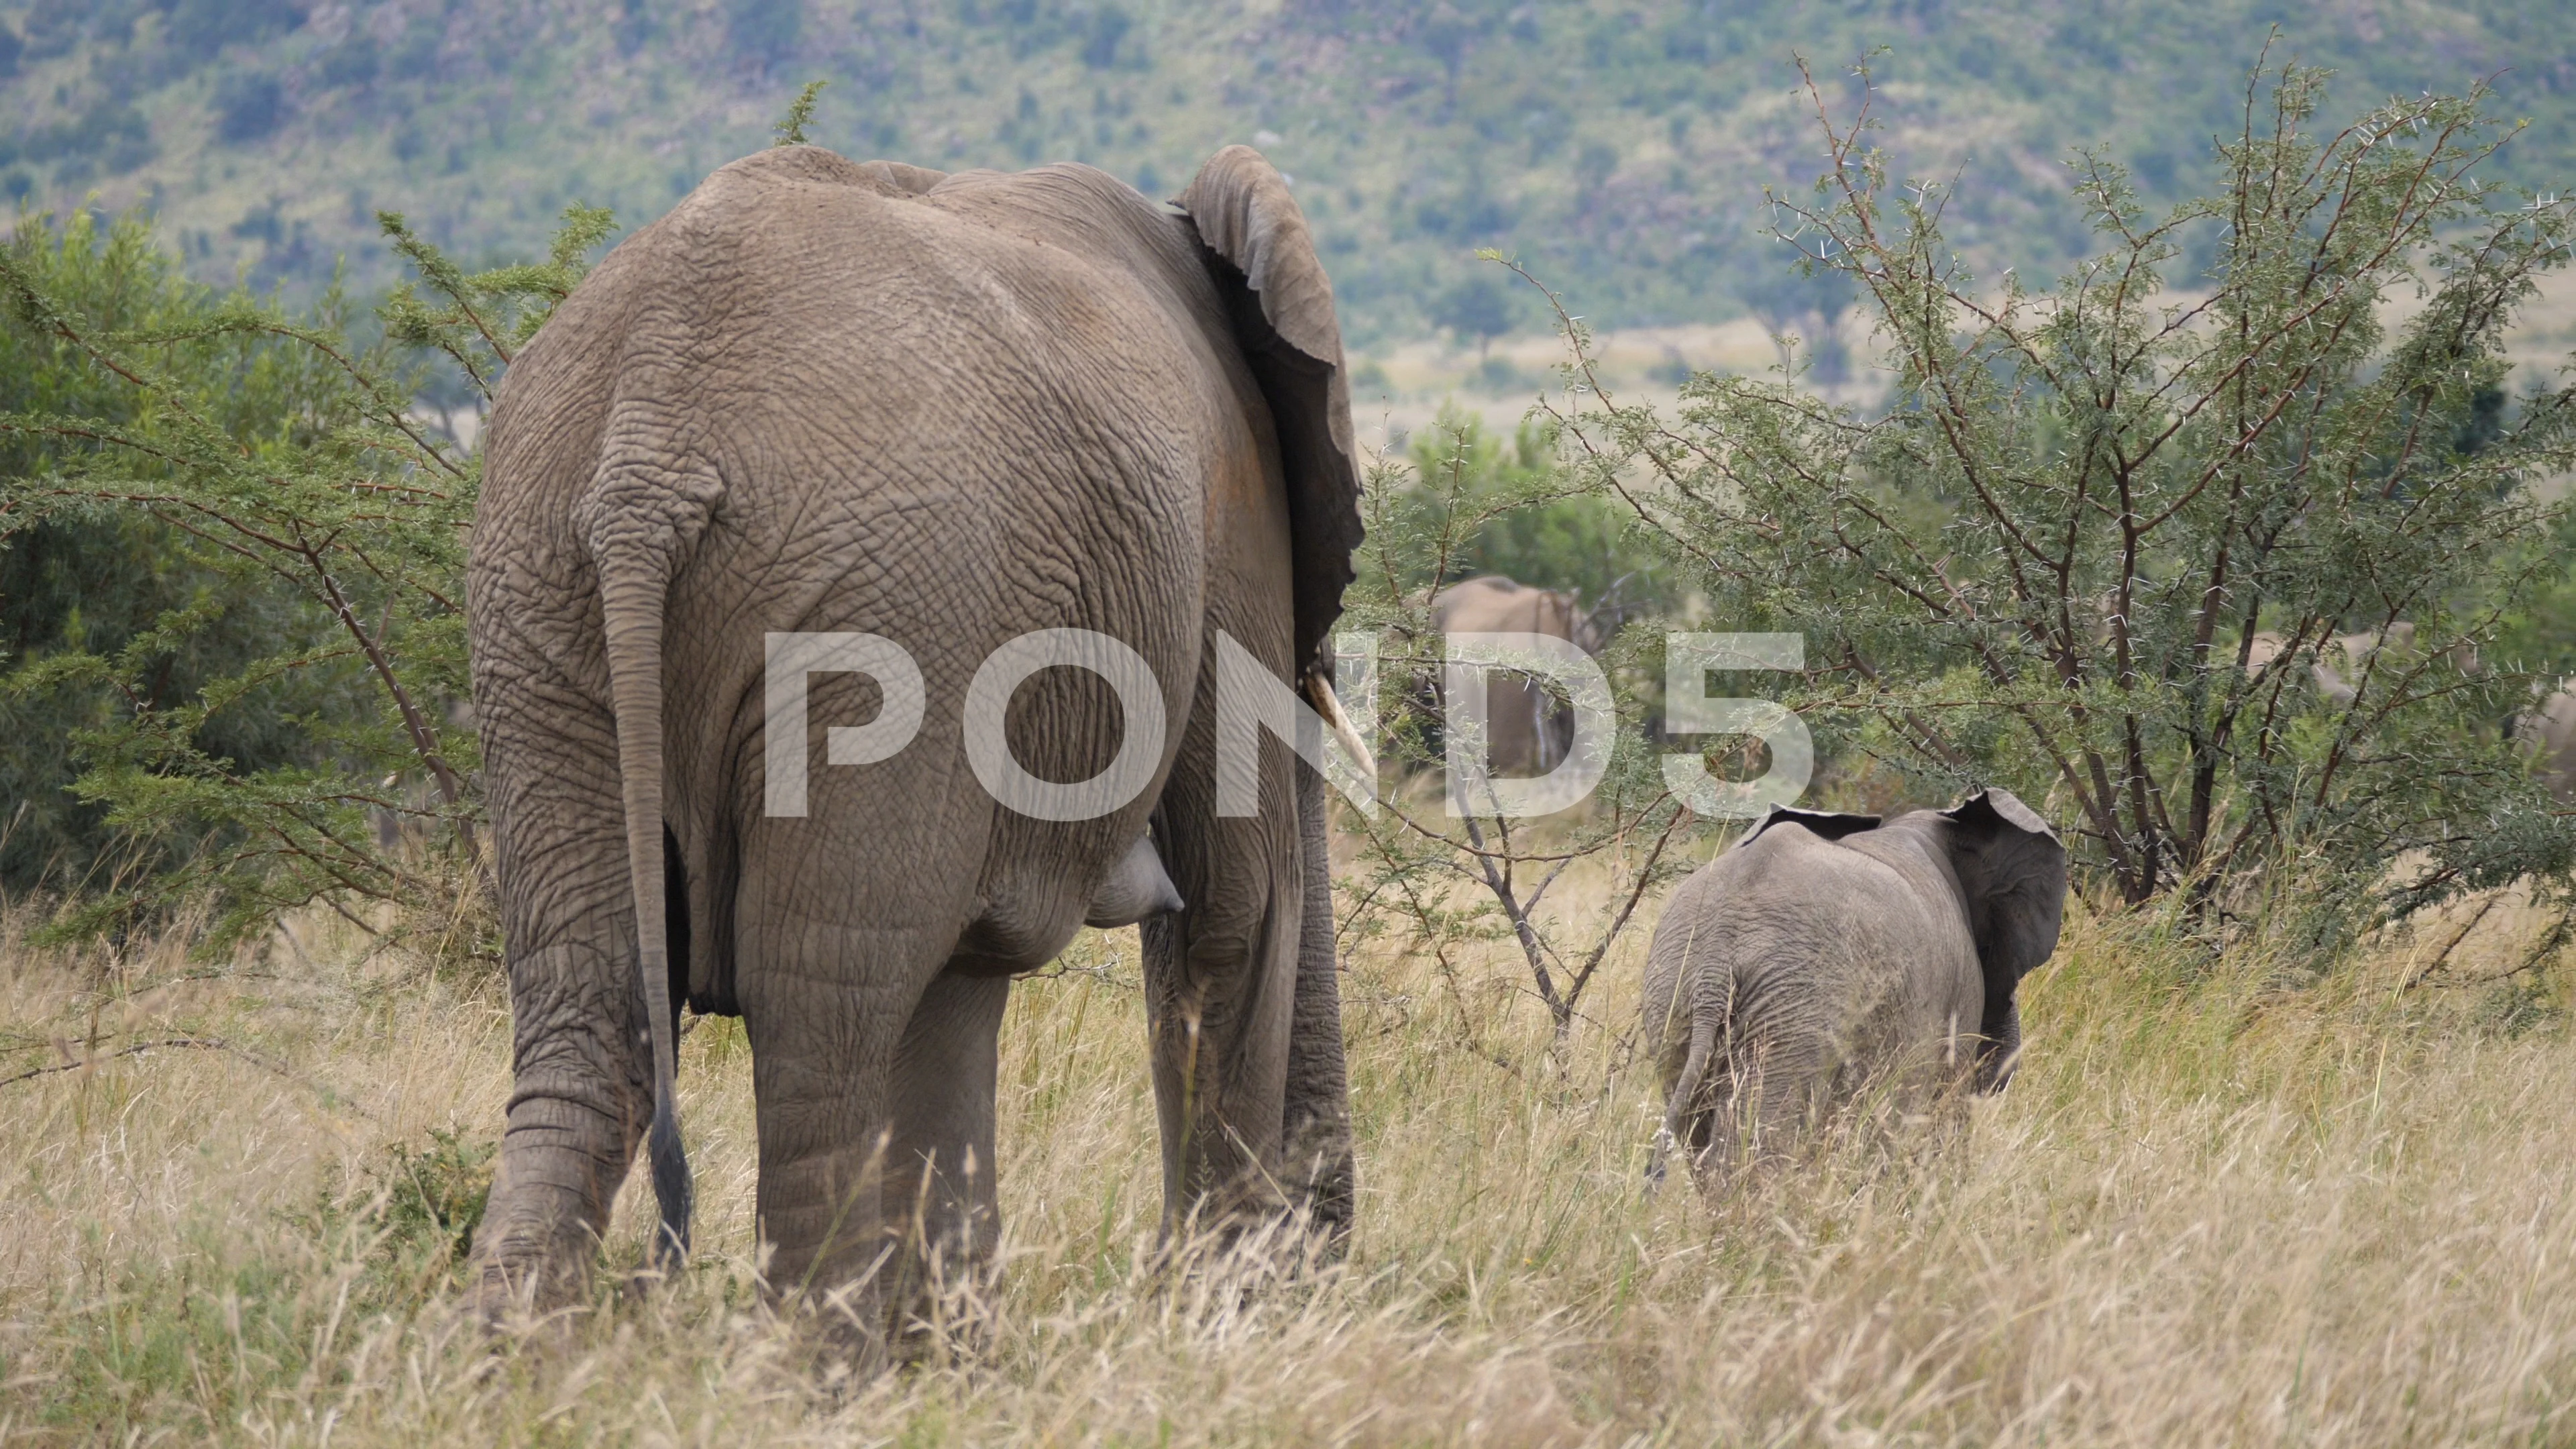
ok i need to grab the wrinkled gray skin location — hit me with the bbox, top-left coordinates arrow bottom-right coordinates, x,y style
1641,790 -> 2067,1183
462,144 -> 1362,1336
1428,575 -> 1604,776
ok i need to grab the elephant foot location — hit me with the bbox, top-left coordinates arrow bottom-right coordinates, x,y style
463,1179 -> 614,1328
466,1083 -> 641,1325
464,1236 -> 589,1330
885,1259 -> 1005,1368
773,1221 -> 1008,1373
464,1258 -> 539,1331
1137,1208 -> 1333,1320
1279,1123 -> 1356,1260
768,1254 -> 903,1381
1158,1177 -> 1349,1289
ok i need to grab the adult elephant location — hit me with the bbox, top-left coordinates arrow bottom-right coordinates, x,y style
463,144 -> 1364,1331
2243,623 -> 2479,706
1428,575 -> 1604,776
2520,681 -> 2576,801
1642,790 -> 2066,1184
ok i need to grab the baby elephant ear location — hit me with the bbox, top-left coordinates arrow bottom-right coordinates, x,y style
1939,788 -> 2069,992
1176,147 -> 1362,677
1939,787 -> 2061,844
1741,804 -> 1881,847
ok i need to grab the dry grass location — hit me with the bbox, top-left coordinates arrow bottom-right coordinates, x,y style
5,854 -> 2576,1446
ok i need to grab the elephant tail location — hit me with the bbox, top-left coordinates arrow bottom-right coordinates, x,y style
585,460 -> 716,1273
1655,1014 -> 1719,1178
1650,964 -> 1728,1185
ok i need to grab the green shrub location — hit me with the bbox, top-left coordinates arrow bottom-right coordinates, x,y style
336,1127 -> 495,1289
1546,57 -> 2576,924
0,202 -> 611,945
0,212 -> 370,898
1399,405 -> 1670,619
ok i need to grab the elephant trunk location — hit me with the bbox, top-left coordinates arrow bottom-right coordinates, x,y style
1975,997 -> 2023,1093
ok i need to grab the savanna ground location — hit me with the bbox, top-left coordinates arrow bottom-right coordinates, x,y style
6,824 -> 2576,1446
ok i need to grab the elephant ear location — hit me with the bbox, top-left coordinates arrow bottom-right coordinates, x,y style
1177,146 -> 1362,676
1938,788 -> 2068,994
1741,804 -> 1881,847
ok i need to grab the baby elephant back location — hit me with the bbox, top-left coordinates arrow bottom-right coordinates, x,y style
1642,790 -> 2065,1184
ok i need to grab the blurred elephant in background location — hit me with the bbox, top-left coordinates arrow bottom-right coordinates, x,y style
2522,682 -> 2576,800
1643,790 -> 2067,1185
2243,623 -> 2479,706
1429,574 -> 1606,775
2241,625 -> 2576,800
462,143 -> 1364,1338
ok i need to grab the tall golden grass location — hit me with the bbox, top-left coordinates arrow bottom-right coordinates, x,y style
4,849 -> 2575,1445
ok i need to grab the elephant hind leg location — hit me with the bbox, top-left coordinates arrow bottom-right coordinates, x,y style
879,970 -> 1012,1351
739,910 -> 967,1352
1731,1032 -> 1832,1174
468,836 -> 698,1321
1671,1063 -> 1752,1195
470,935 -> 653,1320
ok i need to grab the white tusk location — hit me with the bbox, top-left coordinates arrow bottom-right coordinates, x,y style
1304,672 -> 1378,785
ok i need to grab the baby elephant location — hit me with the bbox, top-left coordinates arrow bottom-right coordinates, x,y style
1643,789 -> 2067,1182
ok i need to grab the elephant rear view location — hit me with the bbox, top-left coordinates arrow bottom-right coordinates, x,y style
1642,790 -> 2066,1183
2524,681 -> 2576,801
465,144 -> 1364,1332
1428,575 -> 1603,776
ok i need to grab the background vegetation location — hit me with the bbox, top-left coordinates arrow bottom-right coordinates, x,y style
0,197 -> 603,932
1546,58 -> 2576,923
0,213 -> 349,896
5,0 -> 2576,346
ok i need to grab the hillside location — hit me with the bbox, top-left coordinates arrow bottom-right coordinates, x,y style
5,0 -> 2575,347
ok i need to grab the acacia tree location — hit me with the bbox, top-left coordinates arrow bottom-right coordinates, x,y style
0,211 -> 350,896
0,205 -> 609,945
1336,415 -> 1690,1051
1542,54 -> 2576,916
